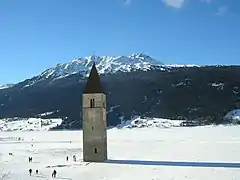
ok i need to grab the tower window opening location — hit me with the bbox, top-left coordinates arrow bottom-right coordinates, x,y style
90,98 -> 95,108
94,148 -> 98,154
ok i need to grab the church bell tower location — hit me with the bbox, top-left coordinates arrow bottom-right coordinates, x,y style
82,62 -> 107,162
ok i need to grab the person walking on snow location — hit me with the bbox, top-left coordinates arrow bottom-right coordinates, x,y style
73,155 -> 76,162
52,170 -> 57,178
29,169 -> 32,176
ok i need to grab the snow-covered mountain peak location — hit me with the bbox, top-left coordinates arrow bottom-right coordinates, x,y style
21,53 -> 201,88
129,53 -> 151,59
38,53 -> 164,80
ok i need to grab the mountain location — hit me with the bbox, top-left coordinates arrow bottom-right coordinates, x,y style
21,53 -> 199,88
41,53 -> 164,78
0,54 -> 239,130
23,53 -> 167,87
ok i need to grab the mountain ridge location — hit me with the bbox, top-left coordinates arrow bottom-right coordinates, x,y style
37,53 -> 164,79
1,53 -> 200,89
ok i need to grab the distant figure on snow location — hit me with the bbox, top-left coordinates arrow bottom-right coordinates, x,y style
73,155 -> 76,162
52,170 -> 57,178
29,169 -> 32,176
66,156 -> 69,161
9,152 -> 13,156
28,157 -> 32,163
36,169 -> 39,175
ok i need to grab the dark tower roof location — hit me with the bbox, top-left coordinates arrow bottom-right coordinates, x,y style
83,62 -> 105,94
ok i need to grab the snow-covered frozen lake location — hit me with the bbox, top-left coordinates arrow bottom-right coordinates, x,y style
1,125 -> 240,180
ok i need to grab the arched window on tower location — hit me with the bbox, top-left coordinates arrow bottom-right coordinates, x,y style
90,98 -> 95,108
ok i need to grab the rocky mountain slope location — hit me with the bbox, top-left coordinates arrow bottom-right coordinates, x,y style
0,54 -> 239,130
21,53 -> 166,88
16,53 -> 198,89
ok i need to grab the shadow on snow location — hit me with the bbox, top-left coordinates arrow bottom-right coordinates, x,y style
105,159 -> 240,168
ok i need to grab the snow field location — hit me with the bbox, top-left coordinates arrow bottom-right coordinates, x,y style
0,125 -> 240,180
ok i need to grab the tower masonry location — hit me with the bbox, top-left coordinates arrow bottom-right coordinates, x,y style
82,62 -> 107,162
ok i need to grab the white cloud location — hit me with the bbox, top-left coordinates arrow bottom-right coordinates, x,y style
161,0 -> 185,9
215,6 -> 229,16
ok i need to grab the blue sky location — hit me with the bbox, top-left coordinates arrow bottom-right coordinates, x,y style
0,0 -> 239,84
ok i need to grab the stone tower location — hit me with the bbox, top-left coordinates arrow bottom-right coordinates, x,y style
82,62 -> 107,162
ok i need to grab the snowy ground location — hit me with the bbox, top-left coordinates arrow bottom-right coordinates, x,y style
117,117 -> 183,128
0,125 -> 240,180
0,118 -> 62,131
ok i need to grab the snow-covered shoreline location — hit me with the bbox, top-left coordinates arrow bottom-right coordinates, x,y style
0,117 -> 62,132
117,117 -> 184,129
0,108 -> 239,132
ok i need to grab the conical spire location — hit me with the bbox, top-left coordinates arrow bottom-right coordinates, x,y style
83,62 -> 104,94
